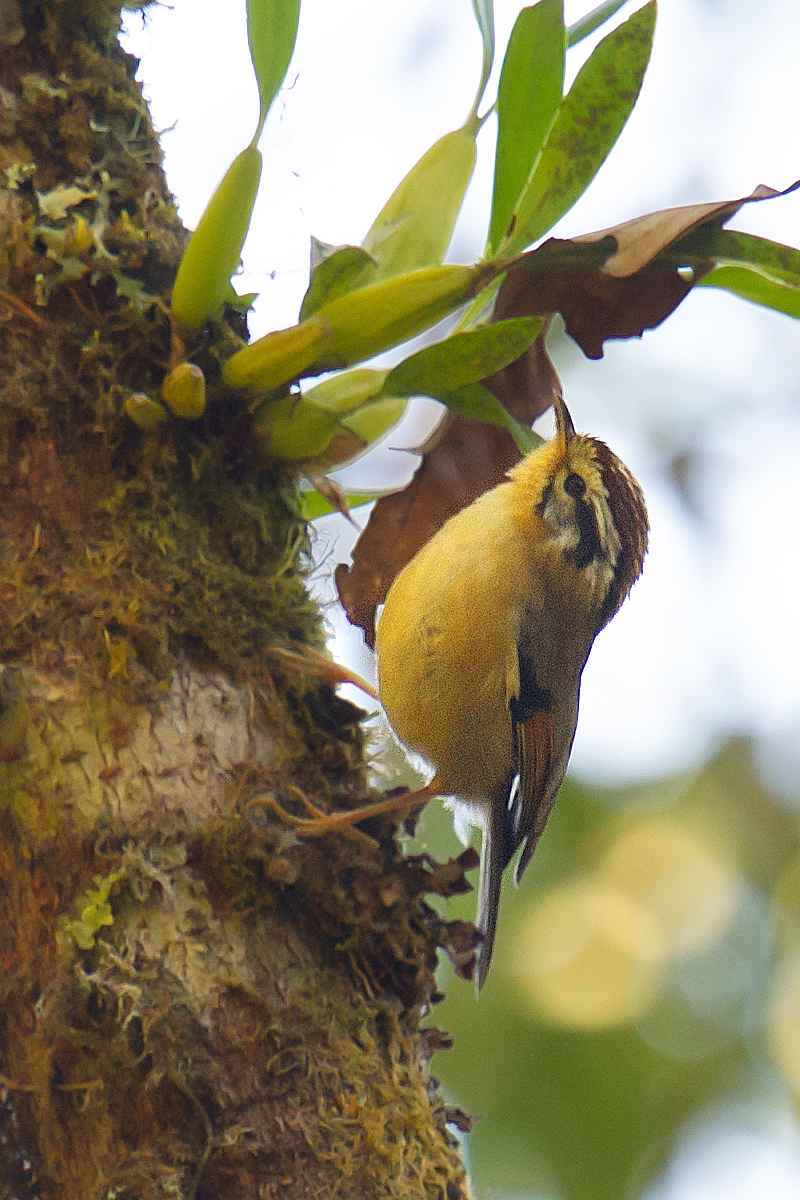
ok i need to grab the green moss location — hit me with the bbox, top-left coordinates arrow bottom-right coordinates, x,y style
62,867 -> 121,949
0,0 -> 326,702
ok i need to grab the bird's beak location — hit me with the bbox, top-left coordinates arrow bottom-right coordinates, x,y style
553,393 -> 576,444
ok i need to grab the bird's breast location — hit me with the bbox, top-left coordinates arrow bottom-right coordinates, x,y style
376,497 -> 536,801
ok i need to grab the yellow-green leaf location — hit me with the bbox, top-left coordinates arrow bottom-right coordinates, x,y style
226,266 -> 490,394
254,394 -> 339,459
362,122 -> 479,282
222,313 -> 334,392
171,146 -> 263,335
302,368 -> 388,415
314,263 -> 485,367
340,396 -> 408,443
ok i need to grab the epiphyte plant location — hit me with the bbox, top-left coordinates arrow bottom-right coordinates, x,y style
158,0 -> 800,521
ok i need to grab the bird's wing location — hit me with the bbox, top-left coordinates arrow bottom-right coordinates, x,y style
476,609 -> 590,990
509,619 -> 585,884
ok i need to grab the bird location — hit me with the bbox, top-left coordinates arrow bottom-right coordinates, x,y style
375,395 -> 649,991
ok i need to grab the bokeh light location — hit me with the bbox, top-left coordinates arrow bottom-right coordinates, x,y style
597,823 -> 741,963
511,822 -> 745,1033
769,954 -> 800,1096
515,878 -> 661,1029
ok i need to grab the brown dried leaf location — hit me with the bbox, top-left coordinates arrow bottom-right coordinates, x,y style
582,184 -> 789,276
306,472 -> 357,524
423,846 -> 480,899
444,1107 -> 477,1134
335,329 -> 561,645
435,917 -> 482,981
420,1026 -> 453,1057
497,183 -> 796,358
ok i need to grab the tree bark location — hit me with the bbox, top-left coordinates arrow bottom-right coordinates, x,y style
0,4 -> 474,1196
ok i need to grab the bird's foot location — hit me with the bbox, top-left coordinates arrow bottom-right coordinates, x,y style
266,643 -> 379,702
247,783 -> 437,847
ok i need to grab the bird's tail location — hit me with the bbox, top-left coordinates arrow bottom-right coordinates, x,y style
474,789 -> 515,993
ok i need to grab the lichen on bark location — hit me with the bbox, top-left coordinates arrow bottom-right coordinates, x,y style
0,3 -> 474,1196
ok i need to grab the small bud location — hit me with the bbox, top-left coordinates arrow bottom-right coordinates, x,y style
161,362 -> 206,419
124,393 -> 169,432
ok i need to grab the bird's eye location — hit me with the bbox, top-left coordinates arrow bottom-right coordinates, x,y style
564,472 -> 586,498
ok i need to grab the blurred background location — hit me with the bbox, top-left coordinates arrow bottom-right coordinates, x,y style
122,2 -> 800,1196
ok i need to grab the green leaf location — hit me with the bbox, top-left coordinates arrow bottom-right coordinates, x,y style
488,0 -> 566,255
661,225 -> 800,318
567,0 -> 631,47
500,1 -> 656,256
361,122 -> 479,283
299,245 -> 377,320
171,146 -> 263,334
247,0 -> 301,144
671,227 -> 800,287
302,491 -> 381,521
441,382 -> 542,452
696,265 -> 800,320
471,0 -> 496,115
383,316 -> 543,398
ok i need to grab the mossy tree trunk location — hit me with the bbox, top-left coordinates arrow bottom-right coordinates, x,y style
0,4 -> 473,1196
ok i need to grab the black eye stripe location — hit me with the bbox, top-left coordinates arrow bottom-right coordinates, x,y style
570,498 -> 601,568
564,472 -> 586,498
536,480 -> 554,517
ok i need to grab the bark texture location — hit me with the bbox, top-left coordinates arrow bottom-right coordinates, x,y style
0,4 -> 475,1196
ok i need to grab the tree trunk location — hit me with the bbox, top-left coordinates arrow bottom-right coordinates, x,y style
0,4 -> 473,1196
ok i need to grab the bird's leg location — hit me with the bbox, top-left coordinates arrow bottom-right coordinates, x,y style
247,781 -> 439,841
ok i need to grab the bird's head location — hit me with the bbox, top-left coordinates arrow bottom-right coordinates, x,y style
509,395 -> 649,625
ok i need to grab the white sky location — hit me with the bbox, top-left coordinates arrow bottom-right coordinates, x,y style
121,3 -> 800,1192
